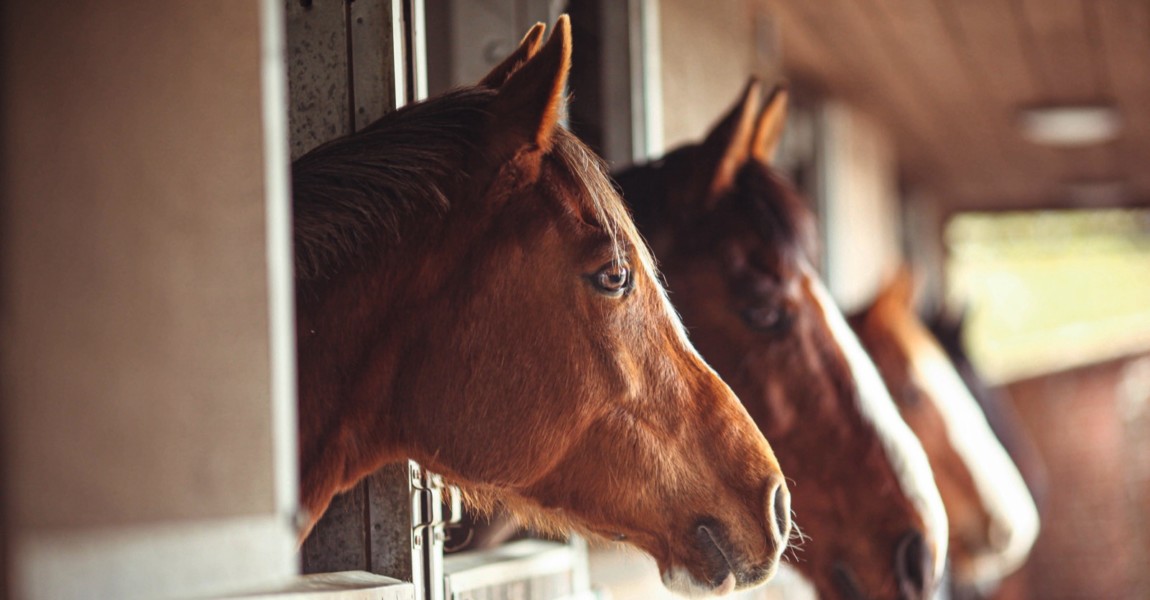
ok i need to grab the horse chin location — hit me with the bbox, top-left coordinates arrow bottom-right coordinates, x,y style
951,552 -> 1016,594
661,567 -> 739,598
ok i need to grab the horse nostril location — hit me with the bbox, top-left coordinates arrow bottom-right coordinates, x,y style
832,563 -> 867,600
694,520 -> 734,586
895,530 -> 932,599
765,475 -> 791,547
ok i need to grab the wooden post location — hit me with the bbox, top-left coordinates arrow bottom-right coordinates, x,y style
287,2 -> 432,595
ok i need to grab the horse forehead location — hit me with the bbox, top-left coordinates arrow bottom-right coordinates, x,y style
857,307 -> 920,370
885,310 -> 959,385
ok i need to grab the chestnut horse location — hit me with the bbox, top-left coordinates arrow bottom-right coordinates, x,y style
850,272 -> 1040,594
614,81 -> 948,600
291,18 -> 790,596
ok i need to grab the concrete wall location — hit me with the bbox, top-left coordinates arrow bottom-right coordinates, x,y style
658,0 -> 781,152
0,2 -> 298,598
656,1 -> 901,309
818,101 -> 902,312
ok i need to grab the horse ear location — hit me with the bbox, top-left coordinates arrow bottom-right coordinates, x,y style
479,22 -> 546,89
879,266 -> 917,310
485,15 -> 571,156
697,78 -> 762,205
939,302 -> 970,336
752,86 -> 788,164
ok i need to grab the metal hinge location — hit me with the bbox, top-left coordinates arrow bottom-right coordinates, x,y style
410,463 -> 462,600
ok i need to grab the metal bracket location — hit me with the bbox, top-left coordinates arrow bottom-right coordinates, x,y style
410,464 -> 460,600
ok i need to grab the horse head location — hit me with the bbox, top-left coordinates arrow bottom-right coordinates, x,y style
851,270 -> 1040,591
615,80 -> 949,600
293,19 -> 790,595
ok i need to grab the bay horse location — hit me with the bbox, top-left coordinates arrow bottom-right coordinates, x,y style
850,271 -> 1040,594
291,18 -> 790,596
614,80 -> 948,600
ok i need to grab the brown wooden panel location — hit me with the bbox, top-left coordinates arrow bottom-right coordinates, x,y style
1017,0 -> 1102,102
766,2 -> 829,85
1059,144 -> 1121,187
1008,354 -> 1150,599
771,0 -> 956,187
767,2 -> 940,186
935,0 -> 1068,199
936,0 -> 1042,104
766,0 -> 1149,211
1096,0 -> 1150,196
865,0 -> 1011,190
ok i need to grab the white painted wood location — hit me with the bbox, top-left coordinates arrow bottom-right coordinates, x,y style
14,516 -> 296,600
817,101 -> 902,312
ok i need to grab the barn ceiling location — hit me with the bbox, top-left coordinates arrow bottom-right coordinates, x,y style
766,0 -> 1150,212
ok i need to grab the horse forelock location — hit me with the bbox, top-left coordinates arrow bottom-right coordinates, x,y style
291,85 -> 639,282
546,128 -> 631,263
737,162 -> 819,267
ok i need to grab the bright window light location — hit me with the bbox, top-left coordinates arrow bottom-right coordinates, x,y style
946,209 -> 1150,383
1018,105 -> 1122,147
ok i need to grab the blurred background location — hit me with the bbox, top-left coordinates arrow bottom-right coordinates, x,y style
3,1 -> 1148,599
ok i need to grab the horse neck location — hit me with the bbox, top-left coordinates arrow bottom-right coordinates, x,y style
294,237 -> 443,513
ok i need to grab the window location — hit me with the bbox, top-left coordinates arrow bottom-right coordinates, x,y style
946,209 -> 1150,383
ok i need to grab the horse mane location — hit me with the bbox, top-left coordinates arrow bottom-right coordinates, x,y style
291,86 -> 626,280
291,88 -> 492,280
545,128 -> 632,264
736,161 -> 820,264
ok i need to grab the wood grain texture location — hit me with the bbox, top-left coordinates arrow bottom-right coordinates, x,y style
765,0 -> 1149,211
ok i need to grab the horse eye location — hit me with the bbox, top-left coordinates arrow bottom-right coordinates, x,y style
592,264 -> 632,297
741,304 -> 790,333
902,382 -> 924,407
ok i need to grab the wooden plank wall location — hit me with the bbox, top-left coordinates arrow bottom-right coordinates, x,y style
765,0 -> 1150,212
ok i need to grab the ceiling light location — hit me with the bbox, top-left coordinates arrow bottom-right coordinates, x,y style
1018,104 -> 1121,147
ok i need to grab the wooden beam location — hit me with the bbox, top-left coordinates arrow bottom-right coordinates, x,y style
1095,0 -> 1150,195
769,0 -> 954,188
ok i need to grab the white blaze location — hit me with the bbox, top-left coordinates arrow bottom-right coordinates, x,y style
910,342 -> 1039,585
